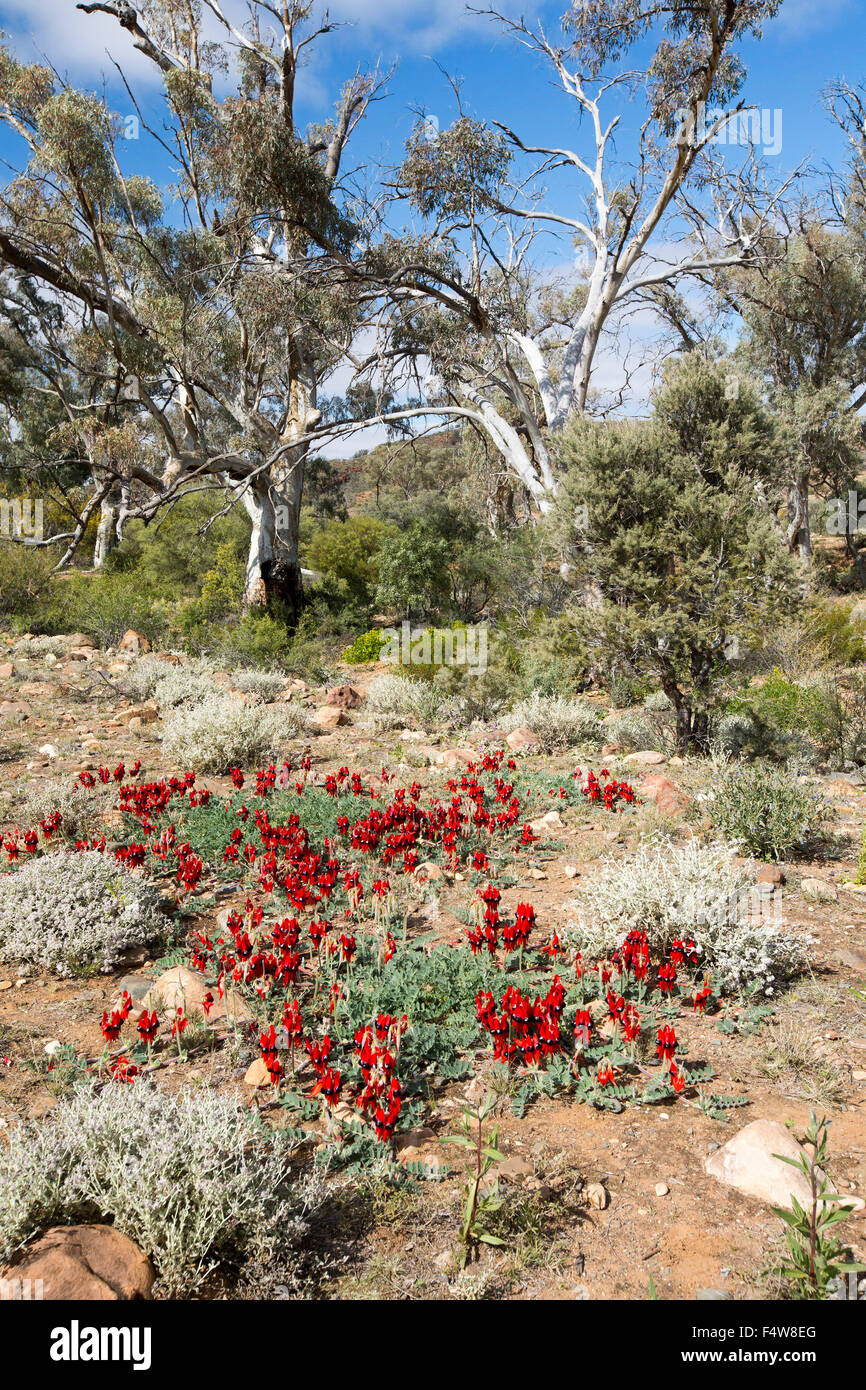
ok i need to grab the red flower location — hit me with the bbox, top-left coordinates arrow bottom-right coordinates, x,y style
658,962 -> 677,995
311,1067 -> 342,1107
693,979 -> 713,1013
656,1025 -> 677,1061
109,1054 -> 139,1084
100,1009 -> 123,1043
573,1009 -> 592,1047
138,1009 -> 158,1046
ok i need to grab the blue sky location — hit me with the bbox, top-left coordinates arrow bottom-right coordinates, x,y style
0,0 -> 860,197
0,0 -> 862,429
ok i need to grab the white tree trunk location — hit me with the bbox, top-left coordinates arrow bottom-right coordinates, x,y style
242,457 -> 306,620
93,488 -> 120,570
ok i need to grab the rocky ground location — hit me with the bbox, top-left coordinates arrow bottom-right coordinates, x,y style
1,629 -> 865,1301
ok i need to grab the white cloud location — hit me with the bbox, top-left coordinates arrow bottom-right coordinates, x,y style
323,0 -> 539,50
0,0 -> 541,84
0,0 -> 164,84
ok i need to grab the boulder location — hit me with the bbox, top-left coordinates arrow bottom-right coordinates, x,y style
312,705 -> 346,730
705,1119 -> 864,1212
1,1225 -> 154,1300
244,1058 -> 272,1089
756,864 -> 785,886
639,773 -> 690,819
433,747 -> 476,769
506,727 -> 539,752
801,877 -> 838,902
623,750 -> 667,767
415,861 -> 444,881
141,965 -> 251,1023
118,630 -> 152,655
325,685 -> 363,710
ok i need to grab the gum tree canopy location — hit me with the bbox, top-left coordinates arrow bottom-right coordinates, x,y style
0,0 -> 392,618
382,0 -> 794,510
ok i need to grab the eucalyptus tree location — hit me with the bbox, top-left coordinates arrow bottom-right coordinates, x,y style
0,0 -> 390,617
721,217 -> 866,565
379,1 -> 795,509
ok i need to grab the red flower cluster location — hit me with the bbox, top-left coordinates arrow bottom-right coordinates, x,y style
354,1015 -> 405,1141
475,977 -> 565,1067
573,769 -> 636,811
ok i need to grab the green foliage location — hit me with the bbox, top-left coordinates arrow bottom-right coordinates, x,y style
47,570 -> 169,647
399,117 -> 511,220
0,540 -> 55,623
440,1091 -> 507,1267
724,670 -> 836,761
772,1112 -> 865,1299
806,598 -> 866,664
306,516 -> 394,603
200,540 -> 247,613
109,493 -> 249,597
375,522 -> 452,618
342,628 -> 385,664
710,763 -> 831,861
552,354 -> 798,751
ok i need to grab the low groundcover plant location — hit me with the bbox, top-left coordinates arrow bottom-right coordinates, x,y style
0,1082 -> 321,1296
0,850 -> 166,977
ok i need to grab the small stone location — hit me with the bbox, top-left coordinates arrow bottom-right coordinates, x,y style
585,1183 -> 609,1210
244,1058 -> 271,1089
654,1182 -> 670,1196
563,865 -> 579,879
0,662 -> 13,681
697,1289 -> 730,1301
852,1069 -> 866,1082
755,864 -> 785,885
38,744 -> 59,758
